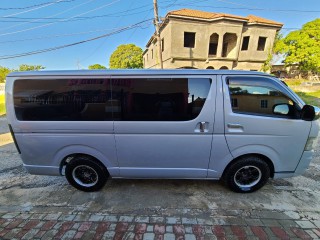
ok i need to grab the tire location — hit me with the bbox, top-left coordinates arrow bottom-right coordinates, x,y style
65,156 -> 109,192
223,156 -> 270,193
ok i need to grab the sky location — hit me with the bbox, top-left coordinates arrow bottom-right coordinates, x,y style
0,0 -> 319,70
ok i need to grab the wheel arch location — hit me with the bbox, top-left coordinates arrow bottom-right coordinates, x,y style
60,153 -> 109,174
52,145 -> 118,176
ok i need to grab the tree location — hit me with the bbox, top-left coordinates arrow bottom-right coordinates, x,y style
0,64 -> 45,83
18,64 -> 45,71
261,33 -> 283,73
109,44 -> 143,69
88,64 -> 107,70
260,49 -> 273,73
275,18 -> 320,72
0,66 -> 11,83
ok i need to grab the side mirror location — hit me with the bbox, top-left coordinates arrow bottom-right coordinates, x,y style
273,104 -> 290,115
301,105 -> 315,121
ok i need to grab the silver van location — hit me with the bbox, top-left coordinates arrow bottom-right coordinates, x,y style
5,70 -> 319,193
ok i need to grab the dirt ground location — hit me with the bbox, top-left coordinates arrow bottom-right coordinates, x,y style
0,116 -> 320,220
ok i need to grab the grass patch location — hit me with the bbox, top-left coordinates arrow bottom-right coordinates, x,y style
283,78 -> 320,106
295,91 -> 320,106
0,94 -> 5,116
284,79 -> 320,106
284,79 -> 305,87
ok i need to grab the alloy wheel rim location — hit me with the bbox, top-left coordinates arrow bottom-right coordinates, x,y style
234,165 -> 262,188
72,165 -> 98,187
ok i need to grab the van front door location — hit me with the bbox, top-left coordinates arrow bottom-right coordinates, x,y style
112,75 -> 215,178
223,75 -> 311,174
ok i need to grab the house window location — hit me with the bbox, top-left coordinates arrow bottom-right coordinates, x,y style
241,36 -> 250,51
222,43 -> 228,57
209,43 -> 218,55
151,49 -> 153,59
161,38 -> 164,52
184,32 -> 195,48
261,100 -> 268,108
257,37 -> 267,51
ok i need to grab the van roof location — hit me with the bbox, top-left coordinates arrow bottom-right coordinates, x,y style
7,69 -> 271,78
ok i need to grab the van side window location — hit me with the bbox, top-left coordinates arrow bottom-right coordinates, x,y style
112,78 -> 211,121
228,80 -> 295,117
14,79 -> 112,121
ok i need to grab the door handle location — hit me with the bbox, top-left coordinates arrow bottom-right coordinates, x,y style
200,122 -> 206,132
227,123 -> 244,132
196,122 -> 209,133
227,123 -> 243,129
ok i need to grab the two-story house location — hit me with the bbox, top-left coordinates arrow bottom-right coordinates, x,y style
143,9 -> 283,70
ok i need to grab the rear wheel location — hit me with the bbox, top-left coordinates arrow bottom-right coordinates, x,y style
65,156 -> 108,192
223,156 -> 270,193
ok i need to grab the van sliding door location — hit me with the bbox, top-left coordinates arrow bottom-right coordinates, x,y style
112,75 -> 216,178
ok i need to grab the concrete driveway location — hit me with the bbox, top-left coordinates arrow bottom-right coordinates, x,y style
0,116 -> 319,239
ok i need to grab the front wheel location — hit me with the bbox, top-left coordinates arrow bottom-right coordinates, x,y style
65,156 -> 108,192
223,156 -> 270,193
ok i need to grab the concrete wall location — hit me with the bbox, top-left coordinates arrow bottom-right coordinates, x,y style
238,26 -> 277,62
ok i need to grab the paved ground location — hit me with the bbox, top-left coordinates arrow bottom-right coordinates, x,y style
0,116 -> 320,239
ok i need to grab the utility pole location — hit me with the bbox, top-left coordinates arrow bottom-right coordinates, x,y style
153,0 -> 163,69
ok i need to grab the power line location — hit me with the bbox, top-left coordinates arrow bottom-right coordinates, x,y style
0,19 -> 153,60
0,0 -> 204,25
1,0 -> 318,24
0,0 -> 178,21
0,4 -> 153,22
0,9 -> 153,24
1,0 -> 68,18
0,0 -> 121,37
0,0 -> 97,32
0,21 -> 313,45
0,27 -> 132,44
125,10 -> 153,42
0,0 -> 78,10
78,0 -> 138,63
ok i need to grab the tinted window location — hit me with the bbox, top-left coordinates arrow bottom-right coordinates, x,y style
112,78 -> 211,121
229,80 -> 294,117
14,79 -> 112,121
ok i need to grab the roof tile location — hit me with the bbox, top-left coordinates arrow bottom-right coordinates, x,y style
167,8 -> 283,26
247,15 -> 283,26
